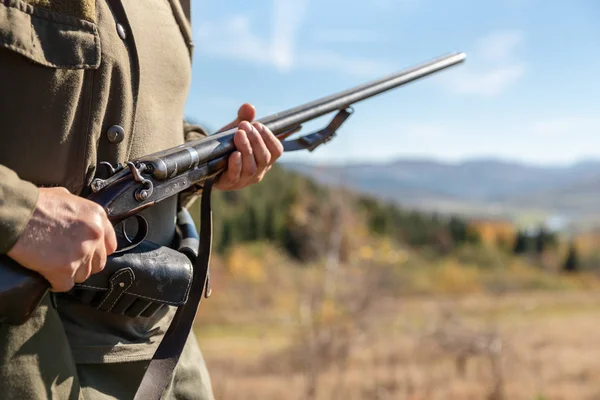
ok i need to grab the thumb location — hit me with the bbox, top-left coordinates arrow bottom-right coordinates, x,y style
217,103 -> 256,133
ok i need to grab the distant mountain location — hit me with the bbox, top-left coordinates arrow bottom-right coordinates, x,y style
281,158 -> 600,224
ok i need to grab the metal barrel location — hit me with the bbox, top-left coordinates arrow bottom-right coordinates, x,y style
142,52 -> 466,180
259,52 -> 465,132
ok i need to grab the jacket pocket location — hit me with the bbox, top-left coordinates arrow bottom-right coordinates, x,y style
0,0 -> 100,69
0,0 -> 101,191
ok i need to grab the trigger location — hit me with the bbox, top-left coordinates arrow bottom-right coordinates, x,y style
114,215 -> 149,253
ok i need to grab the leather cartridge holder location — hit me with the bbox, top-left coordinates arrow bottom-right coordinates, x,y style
67,207 -> 199,319
67,238 -> 193,318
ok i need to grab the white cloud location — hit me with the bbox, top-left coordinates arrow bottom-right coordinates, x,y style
193,0 -> 391,77
270,0 -> 308,70
441,30 -> 526,97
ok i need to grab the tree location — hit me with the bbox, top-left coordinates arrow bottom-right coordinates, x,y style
563,242 -> 580,273
513,230 -> 528,254
534,225 -> 557,255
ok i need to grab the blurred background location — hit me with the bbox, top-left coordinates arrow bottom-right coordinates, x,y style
185,1 -> 600,399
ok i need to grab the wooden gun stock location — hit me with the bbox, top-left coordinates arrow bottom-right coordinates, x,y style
0,255 -> 49,325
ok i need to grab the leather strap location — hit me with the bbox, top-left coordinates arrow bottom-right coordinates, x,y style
134,5 -> 200,396
133,178 -> 215,400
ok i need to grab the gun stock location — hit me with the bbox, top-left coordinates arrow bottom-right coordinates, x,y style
0,255 -> 49,324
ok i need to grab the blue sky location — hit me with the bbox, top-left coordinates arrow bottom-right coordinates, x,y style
184,0 -> 600,166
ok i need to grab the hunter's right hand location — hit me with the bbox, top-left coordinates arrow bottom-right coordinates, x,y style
6,187 -> 118,292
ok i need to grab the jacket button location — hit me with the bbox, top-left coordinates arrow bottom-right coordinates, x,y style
107,125 -> 125,144
116,23 -> 127,40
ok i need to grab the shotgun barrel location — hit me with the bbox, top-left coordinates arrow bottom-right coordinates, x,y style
141,52 -> 466,180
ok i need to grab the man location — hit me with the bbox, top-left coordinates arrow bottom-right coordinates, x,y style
0,0 -> 282,398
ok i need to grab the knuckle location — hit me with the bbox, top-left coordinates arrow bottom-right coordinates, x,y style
74,242 -> 88,258
246,128 -> 258,142
88,221 -> 104,241
66,260 -> 82,276
237,132 -> 250,150
245,164 -> 257,176
89,202 -> 106,217
263,151 -> 272,165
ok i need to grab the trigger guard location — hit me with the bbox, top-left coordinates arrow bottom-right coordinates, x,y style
113,215 -> 149,254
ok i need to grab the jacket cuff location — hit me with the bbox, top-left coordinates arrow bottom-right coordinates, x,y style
0,166 -> 39,254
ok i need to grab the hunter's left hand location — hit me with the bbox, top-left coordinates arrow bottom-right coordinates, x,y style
214,103 -> 284,191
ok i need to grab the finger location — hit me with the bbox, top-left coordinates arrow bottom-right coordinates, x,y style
103,219 -> 118,256
216,152 -> 243,189
234,128 -> 252,156
241,121 -> 270,173
74,255 -> 93,283
217,103 -> 256,133
91,243 -> 107,275
234,129 -> 257,182
254,122 -> 284,163
237,103 -> 256,123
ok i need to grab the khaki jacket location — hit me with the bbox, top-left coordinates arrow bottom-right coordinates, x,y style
0,0 -> 206,254
0,0 -> 213,369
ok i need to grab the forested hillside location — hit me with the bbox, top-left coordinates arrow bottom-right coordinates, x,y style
206,165 -> 480,261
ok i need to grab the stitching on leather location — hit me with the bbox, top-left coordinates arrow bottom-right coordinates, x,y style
74,284 -> 186,306
122,292 -> 184,306
97,268 -> 134,310
106,268 -> 135,310
76,283 -> 107,290
74,264 -> 192,306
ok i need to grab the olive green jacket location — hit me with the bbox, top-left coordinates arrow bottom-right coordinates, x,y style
0,0 -> 206,254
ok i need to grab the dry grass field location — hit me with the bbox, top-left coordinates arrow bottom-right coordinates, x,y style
196,290 -> 600,400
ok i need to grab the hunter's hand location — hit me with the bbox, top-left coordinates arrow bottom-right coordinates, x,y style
214,103 -> 284,191
6,187 -> 118,292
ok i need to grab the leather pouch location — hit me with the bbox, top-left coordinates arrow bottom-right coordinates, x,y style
67,237 -> 194,319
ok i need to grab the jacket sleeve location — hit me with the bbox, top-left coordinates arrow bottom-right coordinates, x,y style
183,121 -> 209,142
0,165 -> 39,254
180,120 -> 210,208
